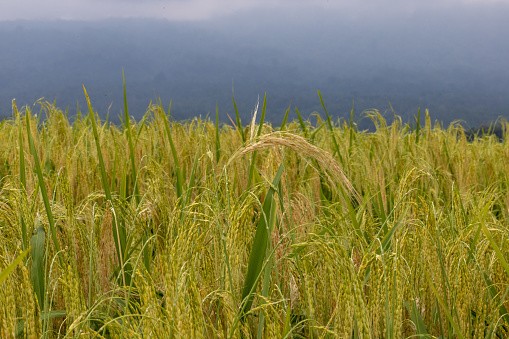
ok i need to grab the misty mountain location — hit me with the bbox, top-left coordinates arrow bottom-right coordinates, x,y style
1,6 -> 508,129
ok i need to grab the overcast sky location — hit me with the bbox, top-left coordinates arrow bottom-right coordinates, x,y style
2,0 -> 509,21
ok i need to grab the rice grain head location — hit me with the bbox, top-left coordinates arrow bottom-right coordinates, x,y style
227,131 -> 360,203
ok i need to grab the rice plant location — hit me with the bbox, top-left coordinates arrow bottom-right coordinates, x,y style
1,90 -> 509,338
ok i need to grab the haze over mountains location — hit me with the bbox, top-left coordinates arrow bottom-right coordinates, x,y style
1,4 -> 508,129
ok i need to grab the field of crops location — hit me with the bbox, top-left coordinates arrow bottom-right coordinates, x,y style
1,87 -> 509,338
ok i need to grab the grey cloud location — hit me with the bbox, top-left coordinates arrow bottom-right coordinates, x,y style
1,0 -> 509,21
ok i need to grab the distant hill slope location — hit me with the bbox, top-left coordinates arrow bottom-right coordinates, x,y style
1,8 -> 508,128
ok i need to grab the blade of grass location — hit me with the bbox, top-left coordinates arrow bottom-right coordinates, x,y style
280,103 -> 291,131
134,112 -> 148,145
348,99 -> 355,157
31,215 -> 46,310
159,100 -> 184,201
404,300 -> 429,336
25,108 -> 63,267
14,101 -> 26,189
185,120 -> 207,206
480,220 -> 509,278
122,70 -> 140,205
83,85 -> 129,285
294,107 -> 309,138
423,260 -> 464,339
0,247 -> 31,285
215,103 -> 221,163
232,91 -> 245,143
310,122 -> 325,143
256,199 -> 278,339
14,100 -> 29,252
415,107 -> 421,144
110,128 -> 119,194
240,164 -> 284,321
84,86 -> 113,202
467,244 -> 509,331
376,211 -> 407,255
317,90 -> 342,164
256,94 -> 267,135
247,93 -> 267,189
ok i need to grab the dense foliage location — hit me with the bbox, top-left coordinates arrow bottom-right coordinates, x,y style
1,94 -> 509,338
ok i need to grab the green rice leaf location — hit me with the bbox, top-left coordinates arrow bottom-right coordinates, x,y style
424,261 -> 464,339
0,247 -> 30,285
159,101 -> 184,201
215,103 -> 221,163
404,300 -> 428,335
240,164 -> 284,320
247,94 -> 267,189
294,106 -> 308,138
13,100 -> 28,252
84,85 -> 130,285
83,85 -> 113,202
480,220 -> 509,279
256,93 -> 267,138
280,103 -> 291,131
122,70 -> 140,205
317,90 -> 342,162
232,91 -> 245,143
377,211 -> 406,255
31,217 -> 46,310
25,109 -> 63,267
257,199 -> 278,339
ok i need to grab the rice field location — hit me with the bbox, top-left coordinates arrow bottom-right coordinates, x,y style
1,87 -> 509,338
